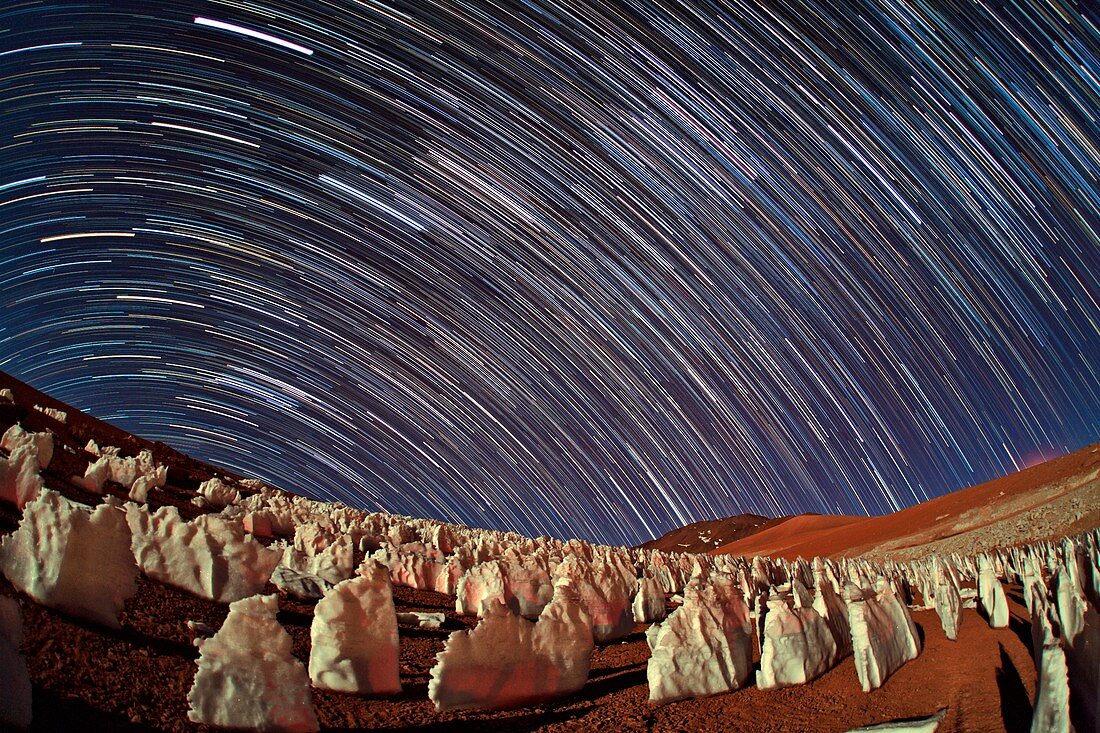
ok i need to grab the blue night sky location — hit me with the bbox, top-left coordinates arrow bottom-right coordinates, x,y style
1,0 -> 1098,545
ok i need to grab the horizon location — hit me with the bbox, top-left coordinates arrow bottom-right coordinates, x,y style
5,366 -> 1098,549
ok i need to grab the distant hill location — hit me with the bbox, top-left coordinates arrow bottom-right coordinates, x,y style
711,441 -> 1100,560
639,513 -> 788,553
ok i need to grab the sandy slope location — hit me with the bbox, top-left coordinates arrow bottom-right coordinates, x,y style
712,441 -> 1100,561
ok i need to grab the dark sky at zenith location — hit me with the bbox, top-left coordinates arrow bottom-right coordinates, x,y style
1,0 -> 1098,546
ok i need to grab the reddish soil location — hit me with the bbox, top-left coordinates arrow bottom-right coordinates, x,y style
1,571 -> 1039,732
0,369 -> 1062,731
714,443 -> 1100,561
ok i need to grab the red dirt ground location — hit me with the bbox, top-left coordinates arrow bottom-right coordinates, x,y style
0,370 -> 1066,731
714,442 -> 1100,561
0,574 -> 1039,732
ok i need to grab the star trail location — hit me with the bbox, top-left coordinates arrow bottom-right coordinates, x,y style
1,0 -> 1098,546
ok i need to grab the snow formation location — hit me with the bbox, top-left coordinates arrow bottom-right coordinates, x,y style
73,447 -> 167,500
813,560 -> 852,657
978,554 -> 1009,628
187,594 -> 319,732
1030,590 -> 1073,733
33,405 -> 67,423
309,560 -> 401,695
456,559 -> 554,618
756,590 -> 840,689
553,555 -> 634,642
0,443 -> 44,510
126,504 -> 280,602
429,583 -> 593,711
0,491 -> 137,628
932,557 -> 962,640
845,580 -> 921,692
0,425 -> 53,509
646,574 -> 753,703
633,571 -> 667,623
198,476 -> 240,508
280,523 -> 356,586
1,424 -> 53,470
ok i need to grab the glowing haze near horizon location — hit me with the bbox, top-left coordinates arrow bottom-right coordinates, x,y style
2,0 -> 1098,545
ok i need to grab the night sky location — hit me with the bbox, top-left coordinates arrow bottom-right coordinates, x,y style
2,0 -> 1098,546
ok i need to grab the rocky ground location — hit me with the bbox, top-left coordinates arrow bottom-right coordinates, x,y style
1,568 -> 1038,732
0,369 -> 1067,731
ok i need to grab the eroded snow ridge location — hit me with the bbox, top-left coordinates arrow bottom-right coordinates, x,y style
553,555 -> 634,642
501,559 -> 554,617
455,560 -> 506,616
1018,553 -> 1045,614
73,455 -> 111,493
1029,590 -> 1073,733
932,557 -> 962,641
0,443 -> 44,510
0,491 -> 137,628
845,580 -> 921,692
187,594 -> 319,732
33,405 -> 67,423
309,560 -> 401,695
978,554 -> 1009,628
239,488 -> 298,538
0,596 -> 32,729
242,509 -> 277,538
455,558 -> 555,619
1,424 -> 53,470
756,590 -> 840,689
434,553 -> 469,596
374,542 -> 464,594
429,583 -> 593,711
633,570 -> 667,623
813,559 -> 852,658
1051,546 -> 1099,733
126,504 -> 280,603
281,525 -> 356,587
73,447 -> 167,501
198,476 -> 240,508
1007,530 -> 1100,730
646,574 -> 753,703
0,425 -> 53,509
